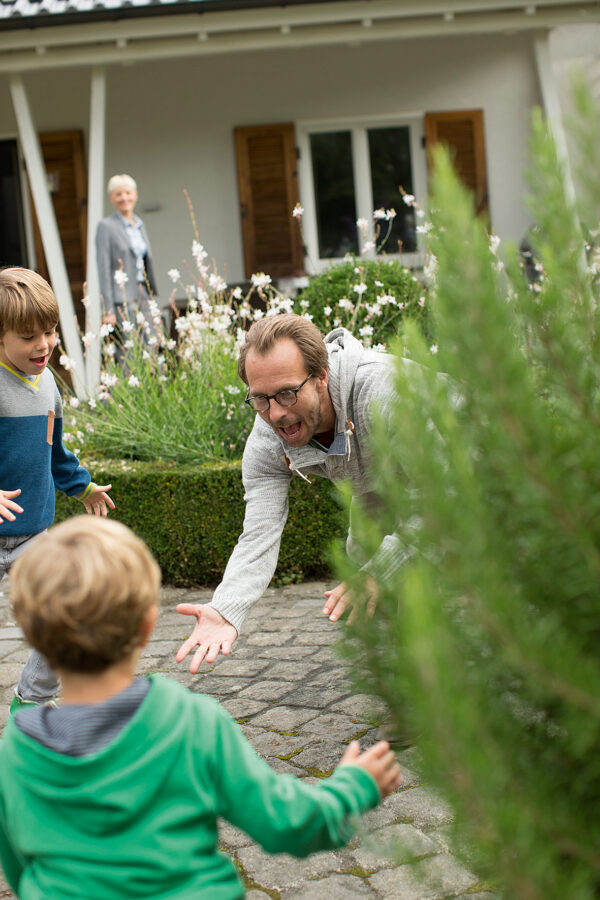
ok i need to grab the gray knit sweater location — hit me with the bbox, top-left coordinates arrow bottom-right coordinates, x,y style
211,329 -> 411,633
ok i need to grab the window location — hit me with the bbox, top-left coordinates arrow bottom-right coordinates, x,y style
298,118 -> 426,271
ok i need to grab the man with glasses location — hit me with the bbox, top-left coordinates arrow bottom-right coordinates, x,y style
176,313 -> 401,672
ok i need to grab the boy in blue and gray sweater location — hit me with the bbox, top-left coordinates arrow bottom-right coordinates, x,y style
0,266 -> 114,712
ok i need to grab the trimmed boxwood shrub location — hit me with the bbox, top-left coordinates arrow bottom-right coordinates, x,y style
55,460 -> 347,587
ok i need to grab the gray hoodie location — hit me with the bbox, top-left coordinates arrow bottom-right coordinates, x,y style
211,328 -> 407,633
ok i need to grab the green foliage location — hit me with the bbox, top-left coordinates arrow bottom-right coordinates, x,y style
338,92 -> 600,900
55,460 -> 345,585
64,332 -> 251,464
295,256 -> 431,347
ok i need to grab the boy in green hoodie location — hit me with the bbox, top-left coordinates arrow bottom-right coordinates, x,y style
0,516 -> 401,899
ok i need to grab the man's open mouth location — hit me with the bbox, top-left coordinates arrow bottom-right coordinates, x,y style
280,422 -> 302,439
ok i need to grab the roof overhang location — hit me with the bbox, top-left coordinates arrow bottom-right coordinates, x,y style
0,0 -> 599,72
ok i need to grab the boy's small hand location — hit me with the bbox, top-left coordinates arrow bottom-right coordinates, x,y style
82,484 -> 115,517
176,604 -> 238,672
338,740 -> 402,799
0,489 -> 24,523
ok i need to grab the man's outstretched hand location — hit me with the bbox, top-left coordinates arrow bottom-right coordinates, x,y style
176,604 -> 238,672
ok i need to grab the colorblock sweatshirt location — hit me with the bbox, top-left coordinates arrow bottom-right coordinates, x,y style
0,362 -> 93,536
0,675 -> 380,899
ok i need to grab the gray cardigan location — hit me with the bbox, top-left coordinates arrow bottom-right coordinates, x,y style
95,212 -> 158,316
211,328 -> 412,633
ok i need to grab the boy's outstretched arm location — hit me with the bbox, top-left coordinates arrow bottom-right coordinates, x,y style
82,484 -> 115,517
0,489 -> 23,524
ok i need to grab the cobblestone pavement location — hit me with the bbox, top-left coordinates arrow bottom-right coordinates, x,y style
0,578 -> 495,899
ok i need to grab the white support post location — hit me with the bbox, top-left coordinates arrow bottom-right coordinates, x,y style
85,67 -> 106,394
9,74 -> 87,398
533,31 -> 576,204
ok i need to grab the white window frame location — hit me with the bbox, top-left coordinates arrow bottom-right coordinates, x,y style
296,113 -> 428,274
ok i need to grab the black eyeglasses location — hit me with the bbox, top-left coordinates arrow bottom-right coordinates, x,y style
245,374 -> 313,412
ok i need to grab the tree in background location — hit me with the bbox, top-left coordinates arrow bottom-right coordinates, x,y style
338,85 -> 600,900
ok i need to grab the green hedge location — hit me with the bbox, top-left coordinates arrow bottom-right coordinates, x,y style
55,460 -> 347,587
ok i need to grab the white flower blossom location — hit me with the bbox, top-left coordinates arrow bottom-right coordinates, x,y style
292,203 -> 304,219
361,241 -> 375,254
88,397 -> 97,409
402,194 -> 416,206
324,305 -> 332,316
251,273 -> 272,289
353,282 -> 368,296
99,323 -> 114,338
418,297 -> 426,307
359,325 -> 374,337
416,222 -> 433,235
69,397 -> 80,409
59,354 -> 76,371
356,217 -> 369,230
166,339 -> 177,350
81,295 -> 90,309
430,344 -> 439,354
128,375 -> 140,388
225,384 -> 241,395
82,331 -> 96,348
300,299 -> 310,309
100,373 -> 118,387
373,208 -> 386,220
489,234 -> 501,255
385,208 -> 397,221
232,286 -> 243,300
114,270 -> 128,287
209,273 -> 228,293
136,312 -> 146,325
121,320 -> 135,333
168,268 -> 181,282
338,297 -> 353,310
103,343 -> 116,357
124,340 -> 134,349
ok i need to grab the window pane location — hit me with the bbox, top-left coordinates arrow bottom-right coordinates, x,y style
310,131 -> 358,258
368,127 -> 416,253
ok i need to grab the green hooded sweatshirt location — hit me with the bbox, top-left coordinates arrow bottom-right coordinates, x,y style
0,675 -> 380,899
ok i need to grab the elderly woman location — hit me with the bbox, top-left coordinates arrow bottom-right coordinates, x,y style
95,174 -> 158,329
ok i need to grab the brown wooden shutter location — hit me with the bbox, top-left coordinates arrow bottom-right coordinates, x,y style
424,110 -> 489,221
29,130 -> 88,322
234,123 -> 304,279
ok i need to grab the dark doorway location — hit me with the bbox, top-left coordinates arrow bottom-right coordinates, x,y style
0,140 -> 28,268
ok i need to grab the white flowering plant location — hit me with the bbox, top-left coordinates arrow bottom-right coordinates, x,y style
293,256 -> 432,349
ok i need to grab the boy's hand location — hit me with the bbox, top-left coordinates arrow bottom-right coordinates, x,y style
82,484 -> 115,517
338,740 -> 402,799
176,604 -> 238,672
0,489 -> 23,523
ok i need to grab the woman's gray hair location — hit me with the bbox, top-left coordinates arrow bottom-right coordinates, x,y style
107,174 -> 137,195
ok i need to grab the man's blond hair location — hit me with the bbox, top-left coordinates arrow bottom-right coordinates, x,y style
0,267 -> 59,338
11,518 -> 161,674
237,313 -> 328,384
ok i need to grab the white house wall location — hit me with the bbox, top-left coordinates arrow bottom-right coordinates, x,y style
0,30 -> 541,301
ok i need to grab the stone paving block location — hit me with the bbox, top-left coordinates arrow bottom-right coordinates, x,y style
0,628 -> 22,641
281,872 -> 374,898
140,640 -> 181,657
369,854 -> 478,899
186,677 -> 253,697
2,649 -> 29,665
218,819 -> 254,850
244,730 -> 313,759
245,631 -> 296,646
241,645 -> 320,661
245,891 -> 272,899
295,631 -> 338,646
330,694 -> 388,720
250,706 -> 322,732
299,712 -> 370,741
287,740 -> 344,774
382,786 -> 453,829
0,641 -> 24,656
258,660 -> 322,682
220,699 -> 269,719
209,659 -> 271,678
265,757 -> 310,776
237,680 -> 297,702
351,824 -> 438,870
283,686 -> 352,710
235,846 -> 343,891
0,663 -> 25,687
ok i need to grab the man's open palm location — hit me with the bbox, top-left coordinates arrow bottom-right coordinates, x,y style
176,604 -> 238,672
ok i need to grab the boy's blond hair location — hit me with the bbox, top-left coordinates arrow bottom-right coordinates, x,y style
10,518 -> 161,674
0,267 -> 59,338
237,313 -> 328,384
